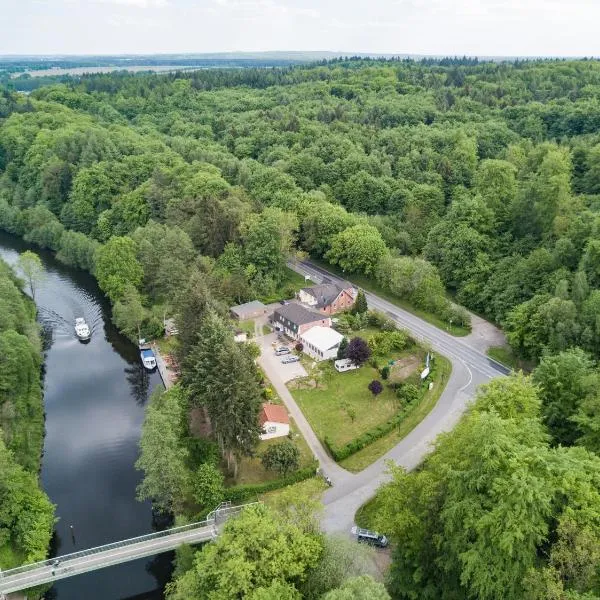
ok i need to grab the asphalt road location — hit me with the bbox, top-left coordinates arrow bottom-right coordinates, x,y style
287,260 -> 509,534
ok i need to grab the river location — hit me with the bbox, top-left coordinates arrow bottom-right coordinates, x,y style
0,232 -> 173,600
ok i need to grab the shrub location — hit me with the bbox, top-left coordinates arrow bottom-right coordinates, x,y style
347,336 -> 371,366
381,366 -> 390,380
396,383 -> 421,404
368,380 -> 384,396
224,462 -> 318,502
261,440 -> 300,475
295,342 -> 304,352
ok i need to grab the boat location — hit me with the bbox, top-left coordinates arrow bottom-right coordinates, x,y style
74,317 -> 91,342
139,340 -> 157,371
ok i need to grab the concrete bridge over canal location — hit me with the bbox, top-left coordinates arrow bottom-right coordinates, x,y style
0,503 -> 253,596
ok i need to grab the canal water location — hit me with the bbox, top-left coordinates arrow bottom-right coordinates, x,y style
0,232 -> 173,600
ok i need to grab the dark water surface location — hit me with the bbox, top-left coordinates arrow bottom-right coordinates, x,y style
0,232 -> 173,600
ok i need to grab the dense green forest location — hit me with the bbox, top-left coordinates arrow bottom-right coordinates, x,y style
3,57 -> 600,597
0,258 -> 55,569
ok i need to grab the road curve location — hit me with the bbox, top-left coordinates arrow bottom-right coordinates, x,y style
288,260 -> 509,534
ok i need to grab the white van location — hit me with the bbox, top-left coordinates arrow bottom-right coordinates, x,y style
334,358 -> 359,373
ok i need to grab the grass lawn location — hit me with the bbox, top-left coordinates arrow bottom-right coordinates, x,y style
487,345 -> 533,373
309,257 -> 470,337
236,319 -> 256,338
258,267 -> 306,304
355,493 -> 386,532
259,477 -> 326,505
340,355 -> 451,472
155,334 -> 179,356
230,417 -> 314,486
291,334 -> 428,453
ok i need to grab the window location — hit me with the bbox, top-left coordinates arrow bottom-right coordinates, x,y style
267,426 -> 276,434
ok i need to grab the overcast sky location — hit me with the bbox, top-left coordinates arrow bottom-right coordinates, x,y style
3,0 -> 599,57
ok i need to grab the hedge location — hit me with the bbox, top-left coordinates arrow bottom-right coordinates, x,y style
224,461 -> 318,503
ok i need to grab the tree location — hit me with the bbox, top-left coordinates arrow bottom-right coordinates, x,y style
337,337 -> 348,360
368,380 -> 383,397
135,386 -> 191,513
17,250 -> 44,301
261,440 -> 300,476
322,576 -> 390,600
192,462 -> 224,511
301,535 -> 381,599
95,236 -> 143,302
112,284 -> 145,341
166,505 -> 322,600
326,224 -> 388,276
346,336 -> 371,366
351,289 -> 368,315
533,349 -> 599,446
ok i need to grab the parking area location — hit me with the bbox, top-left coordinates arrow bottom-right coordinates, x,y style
260,332 -> 307,383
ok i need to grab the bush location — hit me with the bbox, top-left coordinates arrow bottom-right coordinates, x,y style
396,383 -> 421,404
368,380 -> 384,396
224,462 -> 318,502
381,366 -> 390,380
295,342 -> 304,352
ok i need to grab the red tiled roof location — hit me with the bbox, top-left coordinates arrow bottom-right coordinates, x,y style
259,403 -> 289,426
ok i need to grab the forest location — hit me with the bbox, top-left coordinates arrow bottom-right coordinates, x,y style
2,57 -> 600,597
0,257 -> 55,569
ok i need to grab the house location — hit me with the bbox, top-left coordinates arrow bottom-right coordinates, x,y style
298,282 -> 356,315
259,403 -> 290,440
300,326 -> 345,361
272,304 -> 332,340
230,300 -> 267,321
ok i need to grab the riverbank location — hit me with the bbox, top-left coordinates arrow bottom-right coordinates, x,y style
0,257 -> 54,576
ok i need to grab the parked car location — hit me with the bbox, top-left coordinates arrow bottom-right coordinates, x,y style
281,355 -> 300,364
275,347 -> 291,356
355,528 -> 388,548
278,299 -> 290,305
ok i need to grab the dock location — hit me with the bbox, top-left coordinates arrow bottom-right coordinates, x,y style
152,344 -> 178,389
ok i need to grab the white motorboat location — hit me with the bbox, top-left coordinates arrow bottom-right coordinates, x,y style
74,317 -> 91,342
139,340 -> 157,370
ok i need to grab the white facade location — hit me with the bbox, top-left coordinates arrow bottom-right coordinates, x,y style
298,289 -> 318,307
300,326 -> 344,362
260,420 -> 290,440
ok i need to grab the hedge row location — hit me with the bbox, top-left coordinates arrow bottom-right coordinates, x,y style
224,461 -> 318,503
325,410 -> 409,461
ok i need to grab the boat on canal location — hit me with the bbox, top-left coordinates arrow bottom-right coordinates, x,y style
139,339 -> 157,371
74,317 -> 91,342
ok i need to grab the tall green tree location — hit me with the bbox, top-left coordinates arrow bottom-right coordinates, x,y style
95,236 -> 143,302
16,250 -> 45,301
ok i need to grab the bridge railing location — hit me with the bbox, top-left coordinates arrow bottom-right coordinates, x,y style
0,501 -> 259,580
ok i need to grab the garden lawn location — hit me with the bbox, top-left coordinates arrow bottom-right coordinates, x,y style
231,417 -> 314,486
291,357 -> 411,450
340,355 -> 451,472
309,257 -> 470,336
236,319 -> 256,338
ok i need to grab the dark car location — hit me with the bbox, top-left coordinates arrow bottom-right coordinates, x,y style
356,528 -> 388,548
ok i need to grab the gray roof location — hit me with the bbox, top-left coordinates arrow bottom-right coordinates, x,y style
301,283 -> 352,308
273,303 -> 324,326
230,300 -> 266,315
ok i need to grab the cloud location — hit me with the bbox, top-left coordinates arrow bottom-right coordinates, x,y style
213,0 -> 319,20
95,0 -> 169,7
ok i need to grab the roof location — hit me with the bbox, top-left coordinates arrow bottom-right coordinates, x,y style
273,303 -> 325,326
301,282 -> 355,308
141,349 -> 155,358
230,300 -> 266,315
259,403 -> 289,426
300,326 -> 344,351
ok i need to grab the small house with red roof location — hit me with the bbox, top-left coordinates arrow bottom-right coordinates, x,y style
259,403 -> 290,440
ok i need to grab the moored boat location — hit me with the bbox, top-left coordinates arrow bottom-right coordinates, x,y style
139,339 -> 157,370
74,317 -> 91,342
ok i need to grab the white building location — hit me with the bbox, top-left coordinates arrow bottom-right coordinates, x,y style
259,403 -> 290,440
300,326 -> 344,362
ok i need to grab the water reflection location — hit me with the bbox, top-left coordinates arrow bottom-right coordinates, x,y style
0,232 -> 172,600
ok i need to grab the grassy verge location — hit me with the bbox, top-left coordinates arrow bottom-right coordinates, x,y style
260,477 -> 326,505
340,356 -> 451,472
309,257 -> 470,337
355,493 -> 385,531
487,346 -> 533,373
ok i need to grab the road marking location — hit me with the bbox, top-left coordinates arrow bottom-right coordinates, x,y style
458,359 -> 473,392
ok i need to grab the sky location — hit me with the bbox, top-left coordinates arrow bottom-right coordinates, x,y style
2,0 -> 600,57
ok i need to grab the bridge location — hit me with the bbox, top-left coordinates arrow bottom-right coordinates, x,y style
0,502 -> 255,595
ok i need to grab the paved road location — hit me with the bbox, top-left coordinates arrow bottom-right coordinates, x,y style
285,260 -> 510,534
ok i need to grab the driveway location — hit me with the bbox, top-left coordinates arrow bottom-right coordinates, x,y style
257,332 -> 350,484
